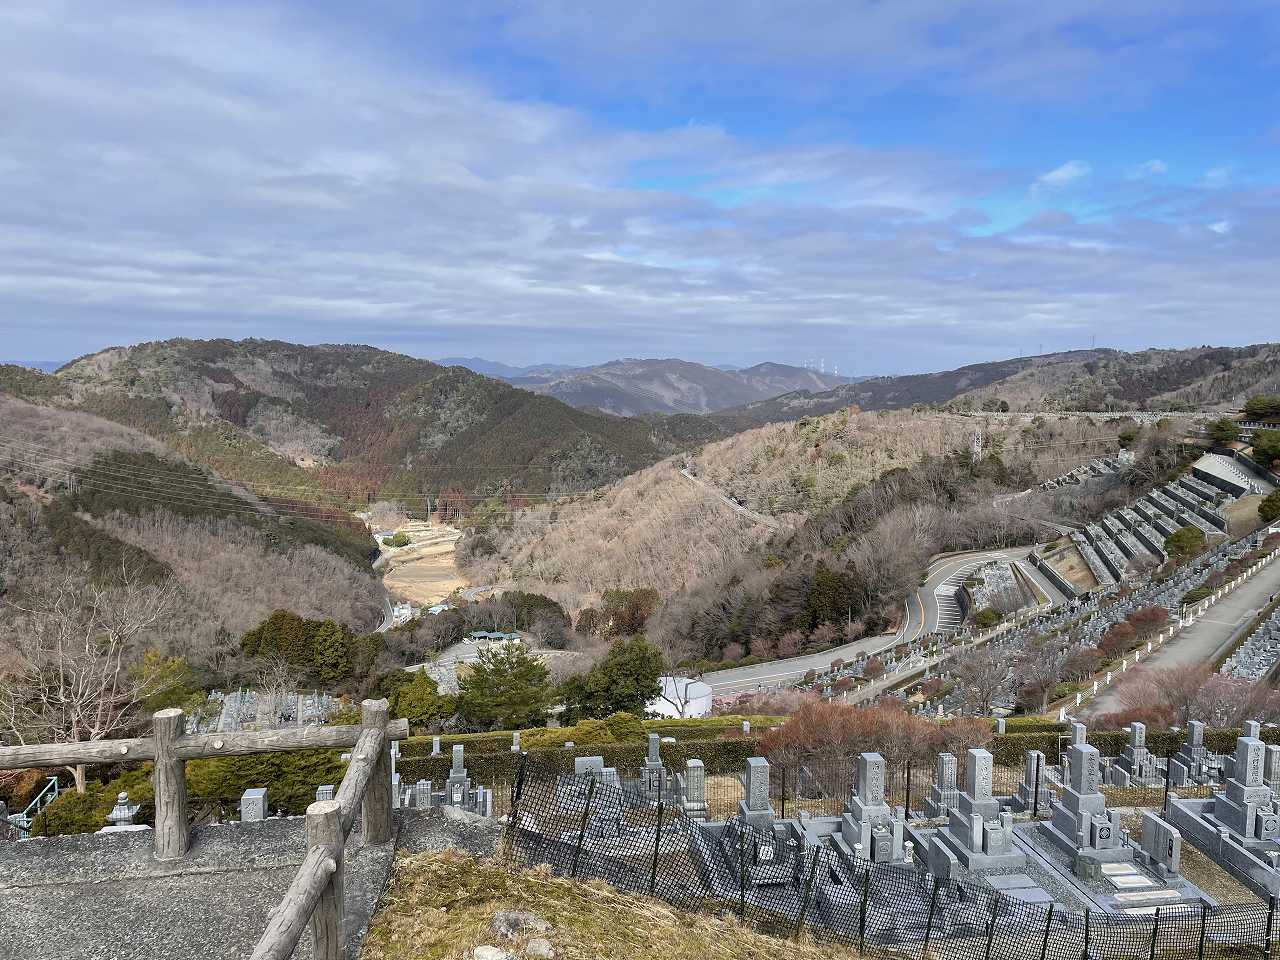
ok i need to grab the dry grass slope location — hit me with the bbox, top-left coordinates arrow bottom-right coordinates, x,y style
362,850 -> 860,960
465,407 -> 1122,614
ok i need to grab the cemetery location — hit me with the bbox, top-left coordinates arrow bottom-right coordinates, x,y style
7,702 -> 1280,958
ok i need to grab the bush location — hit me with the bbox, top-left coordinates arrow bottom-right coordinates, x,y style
604,711 -> 647,742
382,531 -> 411,548
973,608 -> 1001,630
1261,491 -> 1280,526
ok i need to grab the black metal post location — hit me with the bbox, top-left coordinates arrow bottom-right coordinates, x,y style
905,760 -> 913,818
1163,748 -> 1173,813
648,800 -> 665,896
1033,752 -> 1043,819
570,777 -> 596,880
505,750 -> 529,851
923,878 -> 941,958
738,829 -> 747,919
859,869 -> 871,954
1197,903 -> 1207,960
1082,907 -> 1091,960
781,766 -> 787,821
1267,896 -> 1277,960
793,850 -> 820,940
1148,907 -> 1161,960
984,896 -> 1001,960
1040,903 -> 1056,960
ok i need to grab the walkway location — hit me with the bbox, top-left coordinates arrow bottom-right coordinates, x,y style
1085,557 -> 1280,716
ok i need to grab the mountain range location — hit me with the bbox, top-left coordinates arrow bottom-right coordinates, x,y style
504,358 -> 855,416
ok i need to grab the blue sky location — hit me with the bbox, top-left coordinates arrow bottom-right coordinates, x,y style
1,1 -> 1278,374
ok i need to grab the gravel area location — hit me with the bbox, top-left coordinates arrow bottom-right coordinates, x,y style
0,808 -> 502,960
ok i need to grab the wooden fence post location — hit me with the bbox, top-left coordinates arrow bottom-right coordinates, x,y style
360,699 -> 392,844
307,800 -> 344,960
152,707 -> 190,861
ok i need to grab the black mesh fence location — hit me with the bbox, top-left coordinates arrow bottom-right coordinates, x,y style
505,771 -> 1278,960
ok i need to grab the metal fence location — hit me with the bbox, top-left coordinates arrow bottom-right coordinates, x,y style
506,771 -> 1278,960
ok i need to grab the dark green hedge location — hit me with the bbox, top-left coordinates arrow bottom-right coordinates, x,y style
397,736 -> 765,785
987,725 -> 1277,766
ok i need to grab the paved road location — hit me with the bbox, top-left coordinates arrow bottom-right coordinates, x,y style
703,631 -> 904,695
1085,559 -> 1280,716
909,545 -> 1068,642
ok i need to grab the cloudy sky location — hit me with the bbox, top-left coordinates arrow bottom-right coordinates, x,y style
2,2 -> 1278,373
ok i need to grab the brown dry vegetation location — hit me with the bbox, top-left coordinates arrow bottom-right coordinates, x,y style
363,850 -> 861,960
462,408 -> 1123,615
97,510 -> 383,646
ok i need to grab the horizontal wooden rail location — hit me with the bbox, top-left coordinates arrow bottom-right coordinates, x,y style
0,718 -> 408,771
334,727 -> 383,838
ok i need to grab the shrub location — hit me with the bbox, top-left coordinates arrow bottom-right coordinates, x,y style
973,608 -> 1001,630
604,711 -> 647,742
381,532 -> 411,548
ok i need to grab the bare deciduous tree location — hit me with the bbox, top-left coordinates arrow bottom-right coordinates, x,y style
0,565 -> 180,791
952,647 -> 1010,715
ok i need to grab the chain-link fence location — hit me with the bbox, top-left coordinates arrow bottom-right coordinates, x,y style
506,771 -> 1278,960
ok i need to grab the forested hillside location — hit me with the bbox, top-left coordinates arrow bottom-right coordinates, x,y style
509,357 -> 850,416
460,407 -> 1133,646
1,339 -> 725,511
0,396 -> 383,686
714,343 -> 1280,427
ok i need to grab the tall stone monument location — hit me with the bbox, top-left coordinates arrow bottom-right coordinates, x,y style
840,752 -> 905,863
924,752 -> 959,819
739,756 -> 774,828
1041,723 -> 1133,867
929,748 -> 1025,877
1011,750 -> 1052,813
1208,735 -> 1280,845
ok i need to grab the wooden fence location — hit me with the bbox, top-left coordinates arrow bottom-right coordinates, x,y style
0,698 -> 408,960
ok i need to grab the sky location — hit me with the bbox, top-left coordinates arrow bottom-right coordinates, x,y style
1,2 -> 1278,375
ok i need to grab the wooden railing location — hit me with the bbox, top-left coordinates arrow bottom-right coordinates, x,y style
0,698 -> 407,959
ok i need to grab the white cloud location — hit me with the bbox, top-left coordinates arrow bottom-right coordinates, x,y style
1033,160 -> 1092,193
1126,159 -> 1168,180
0,3 -> 1276,370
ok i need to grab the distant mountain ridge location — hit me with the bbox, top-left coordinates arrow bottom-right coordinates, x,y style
436,357 -> 579,378
0,360 -> 63,372
712,343 -> 1280,428
507,357 -> 857,415
0,339 -> 726,507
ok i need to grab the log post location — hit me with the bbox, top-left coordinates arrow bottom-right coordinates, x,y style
152,707 -> 190,861
307,800 -> 344,960
360,699 -> 392,844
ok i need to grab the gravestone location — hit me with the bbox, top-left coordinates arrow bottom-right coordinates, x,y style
958,748 -> 999,820
1012,750 -> 1052,813
240,787 -> 268,823
512,731 -> 521,752
643,733 -> 666,798
1266,745 -> 1280,795
1110,721 -> 1159,786
739,757 -> 773,828
840,752 -> 905,864
1169,720 -> 1212,787
1138,811 -> 1182,877
431,735 -> 441,756
413,779 -> 432,809
924,752 -> 960,819
315,784 -> 335,803
931,749 -> 1025,876
678,759 -> 708,820
1211,735 -> 1280,843
446,744 -> 471,806
1041,724 -> 1134,866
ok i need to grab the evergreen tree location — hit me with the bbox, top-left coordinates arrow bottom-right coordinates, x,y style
391,670 -> 452,728
312,620 -> 352,686
560,636 -> 664,720
456,645 -> 553,730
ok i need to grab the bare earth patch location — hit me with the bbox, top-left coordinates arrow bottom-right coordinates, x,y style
1046,543 -> 1100,592
383,523 -> 468,606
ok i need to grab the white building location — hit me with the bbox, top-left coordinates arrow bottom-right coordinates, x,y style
647,676 -> 713,719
